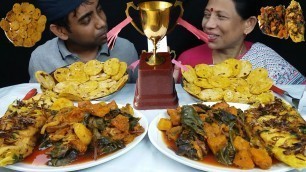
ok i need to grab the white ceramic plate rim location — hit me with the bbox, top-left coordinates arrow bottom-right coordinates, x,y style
3,103 -> 148,172
148,102 -> 294,172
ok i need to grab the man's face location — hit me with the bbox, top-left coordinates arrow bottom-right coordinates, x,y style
66,0 -> 108,48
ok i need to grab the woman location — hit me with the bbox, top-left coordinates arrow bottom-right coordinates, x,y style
175,0 -> 306,84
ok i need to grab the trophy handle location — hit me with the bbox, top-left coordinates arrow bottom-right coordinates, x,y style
170,50 -> 177,59
174,1 -> 184,18
167,0 -> 184,34
125,2 -> 145,35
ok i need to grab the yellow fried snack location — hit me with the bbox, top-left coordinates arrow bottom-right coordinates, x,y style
90,73 -> 110,81
194,78 -> 214,89
69,61 -> 85,72
183,82 -> 201,95
23,37 -> 35,47
88,87 -> 110,100
59,92 -> 83,101
12,3 -> 21,14
32,8 -> 41,20
53,67 -> 70,82
223,58 -> 242,77
98,79 -> 117,90
67,70 -> 89,83
84,60 -> 103,76
229,78 -> 250,93
194,64 -> 213,78
182,65 -> 197,83
250,78 -> 273,95
212,63 -> 233,78
10,21 -> 19,31
208,76 -> 231,89
35,71 -> 56,90
79,80 -> 99,94
246,68 -> 269,85
0,19 -> 10,32
50,97 -> 74,111
53,81 -> 80,94
198,88 -> 224,101
111,62 -> 127,81
1,3 -> 46,47
104,58 -> 120,76
236,60 -> 252,78
109,74 -> 129,93
182,80 -> 199,97
254,91 -> 275,104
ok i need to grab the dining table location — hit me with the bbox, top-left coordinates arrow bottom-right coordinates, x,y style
0,83 -> 305,172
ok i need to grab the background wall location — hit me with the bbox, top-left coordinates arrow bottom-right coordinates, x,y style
0,0 -> 305,88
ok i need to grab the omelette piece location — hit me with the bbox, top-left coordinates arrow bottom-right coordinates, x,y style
0,97 -> 50,166
244,98 -> 306,168
285,0 -> 305,43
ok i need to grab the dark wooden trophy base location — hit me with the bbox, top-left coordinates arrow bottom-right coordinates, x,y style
133,52 -> 178,110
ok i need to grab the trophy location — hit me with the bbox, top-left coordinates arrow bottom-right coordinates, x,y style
126,1 -> 184,109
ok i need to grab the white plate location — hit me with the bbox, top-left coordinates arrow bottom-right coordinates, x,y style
2,103 -> 148,172
148,102 -> 293,172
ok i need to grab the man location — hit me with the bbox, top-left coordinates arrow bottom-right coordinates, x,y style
29,0 -> 138,82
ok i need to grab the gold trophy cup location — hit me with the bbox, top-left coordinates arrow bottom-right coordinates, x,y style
126,1 -> 183,109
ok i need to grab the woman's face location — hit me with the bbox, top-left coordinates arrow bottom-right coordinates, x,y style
202,0 -> 246,50
66,0 -> 108,48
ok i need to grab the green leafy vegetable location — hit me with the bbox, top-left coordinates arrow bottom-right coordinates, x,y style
181,105 -> 204,136
215,123 -> 236,165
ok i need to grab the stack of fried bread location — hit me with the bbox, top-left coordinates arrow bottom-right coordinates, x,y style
182,58 -> 274,104
0,2 -> 46,47
35,58 -> 128,101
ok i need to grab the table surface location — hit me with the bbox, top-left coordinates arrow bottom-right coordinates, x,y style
0,83 -> 305,172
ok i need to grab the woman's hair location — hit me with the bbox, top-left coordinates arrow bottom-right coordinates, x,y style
232,0 -> 258,20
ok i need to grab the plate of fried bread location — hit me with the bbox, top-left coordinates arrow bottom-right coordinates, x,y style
181,58 -> 275,105
0,2 -> 46,47
35,58 -> 129,101
149,100 -> 306,171
0,93 -> 148,171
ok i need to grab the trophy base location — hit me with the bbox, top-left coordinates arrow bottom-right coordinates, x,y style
133,52 -> 178,110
